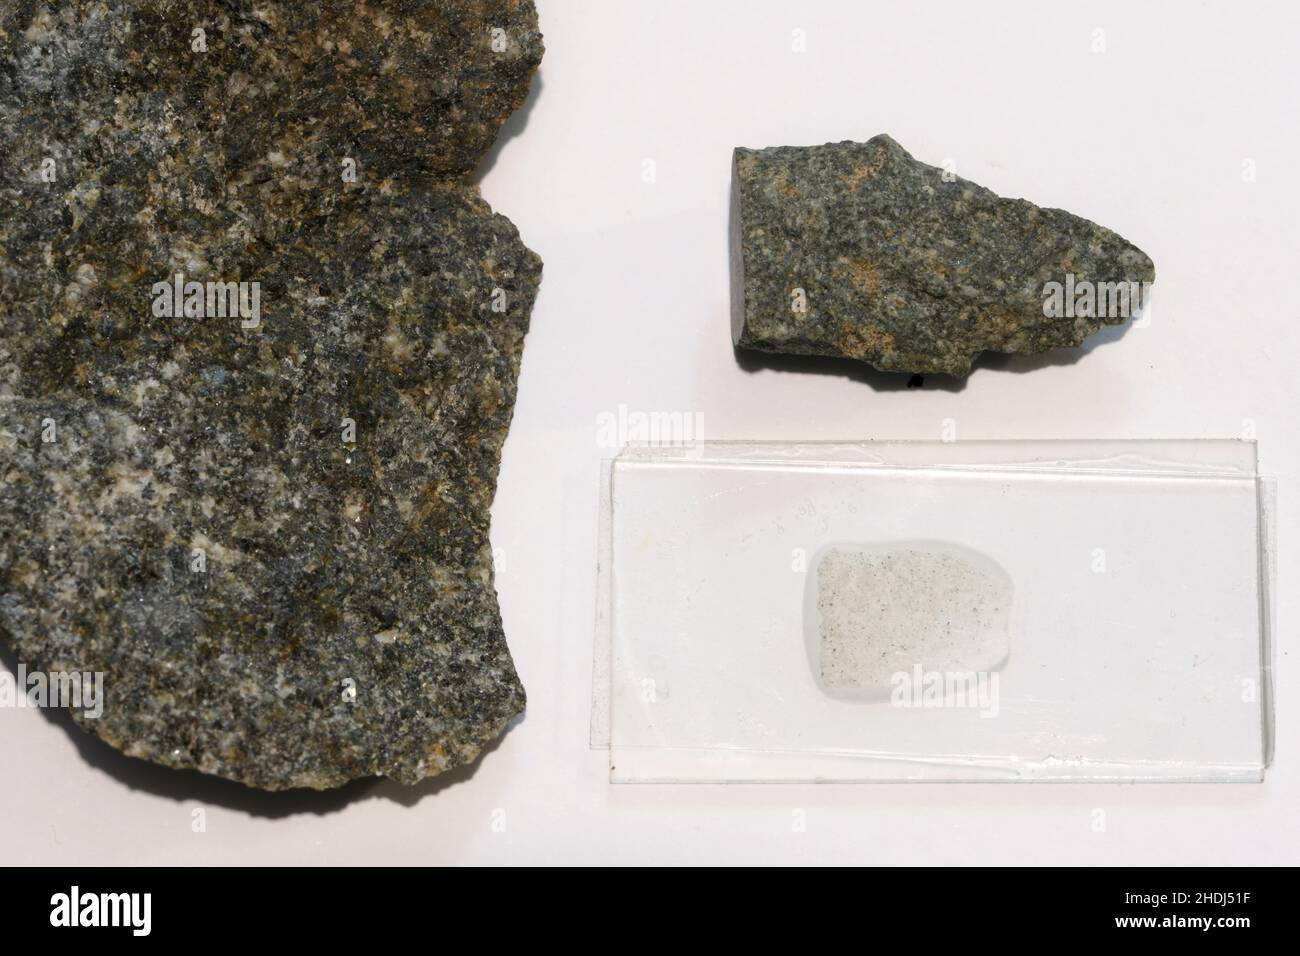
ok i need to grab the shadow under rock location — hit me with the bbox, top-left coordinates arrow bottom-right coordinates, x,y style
1,640 -> 523,818
471,70 -> 544,186
732,312 -> 1140,391
733,346 -> 967,392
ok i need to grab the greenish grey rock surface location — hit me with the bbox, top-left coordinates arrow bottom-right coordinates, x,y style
731,135 -> 1155,376
0,1 -> 543,790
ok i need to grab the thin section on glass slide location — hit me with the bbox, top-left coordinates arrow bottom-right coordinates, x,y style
600,441 -> 1269,783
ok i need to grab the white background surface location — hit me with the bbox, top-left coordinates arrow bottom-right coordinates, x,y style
3,0 -> 1298,864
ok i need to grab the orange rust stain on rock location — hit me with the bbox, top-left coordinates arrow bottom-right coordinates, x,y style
835,258 -> 883,296
840,144 -> 888,192
974,308 -> 1029,335
771,167 -> 799,200
835,318 -> 896,360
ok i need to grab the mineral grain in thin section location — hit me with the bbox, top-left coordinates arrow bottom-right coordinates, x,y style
731,135 -> 1156,376
0,1 -> 543,790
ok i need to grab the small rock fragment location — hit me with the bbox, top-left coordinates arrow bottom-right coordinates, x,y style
731,135 -> 1156,376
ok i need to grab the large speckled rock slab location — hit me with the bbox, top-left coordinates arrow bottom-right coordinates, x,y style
731,135 -> 1155,376
0,1 -> 542,790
